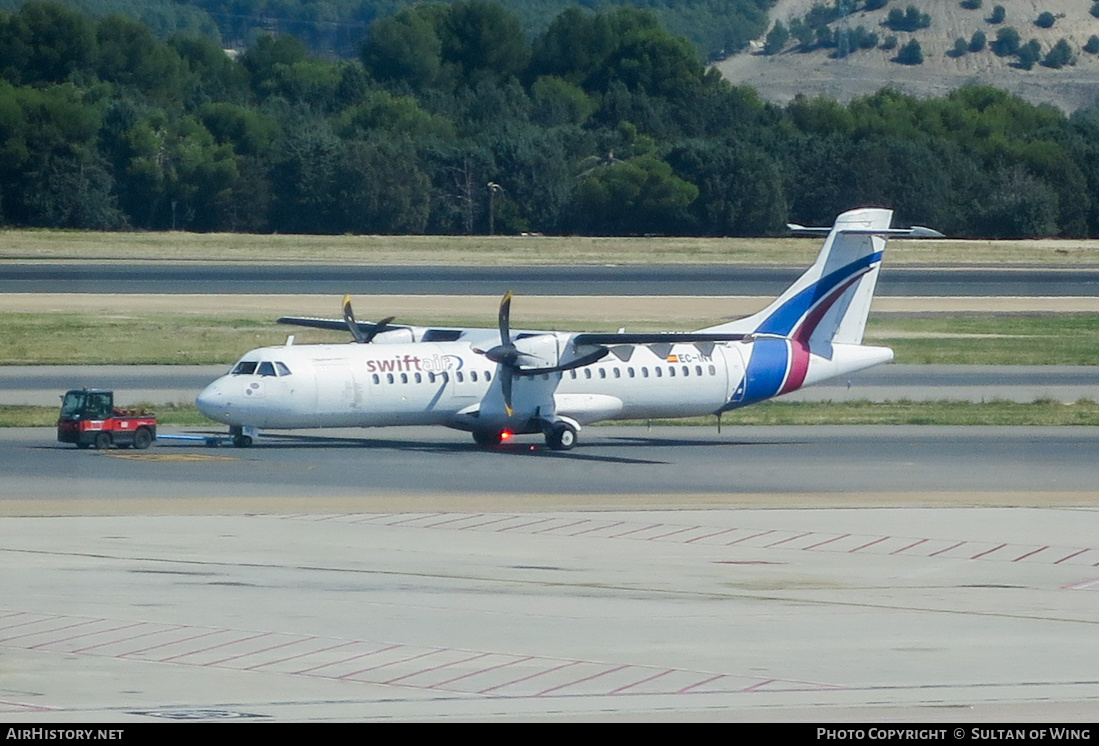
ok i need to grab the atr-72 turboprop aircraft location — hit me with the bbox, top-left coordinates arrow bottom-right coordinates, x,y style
195,208 -> 940,449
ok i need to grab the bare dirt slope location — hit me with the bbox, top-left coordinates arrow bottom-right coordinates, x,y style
715,0 -> 1099,111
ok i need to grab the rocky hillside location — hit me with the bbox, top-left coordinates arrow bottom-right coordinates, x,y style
714,0 -> 1099,111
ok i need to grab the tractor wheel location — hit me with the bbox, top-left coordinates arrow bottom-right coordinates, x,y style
133,428 -> 153,450
93,432 -> 112,450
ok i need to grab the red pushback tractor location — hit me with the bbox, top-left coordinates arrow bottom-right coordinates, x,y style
57,389 -> 157,450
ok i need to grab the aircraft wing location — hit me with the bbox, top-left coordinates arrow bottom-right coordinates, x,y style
277,316 -> 396,333
572,332 -> 748,345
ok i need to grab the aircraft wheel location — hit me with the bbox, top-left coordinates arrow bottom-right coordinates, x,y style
133,428 -> 153,450
472,430 -> 503,447
232,434 -> 253,448
93,432 -> 112,450
546,422 -> 577,451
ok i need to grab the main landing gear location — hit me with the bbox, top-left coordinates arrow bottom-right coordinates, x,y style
471,421 -> 578,451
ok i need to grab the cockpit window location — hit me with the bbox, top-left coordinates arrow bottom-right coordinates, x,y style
275,362 -> 291,376
257,361 -> 276,377
231,361 -> 258,375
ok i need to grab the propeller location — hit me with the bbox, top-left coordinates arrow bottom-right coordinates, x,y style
342,295 -> 395,343
473,292 -> 612,416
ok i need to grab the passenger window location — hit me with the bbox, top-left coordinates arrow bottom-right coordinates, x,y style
372,374 -> 380,384
599,369 -> 606,379
401,373 -> 408,384
708,365 -> 716,375
485,371 -> 492,382
569,370 -> 577,380
655,368 -> 662,378
257,362 -> 276,377
642,367 -> 649,378
471,371 -> 478,382
415,372 -> 422,383
584,369 -> 592,379
613,368 -> 621,378
628,367 -> 635,378
695,365 -> 702,376
457,372 -> 464,383
386,373 -> 394,384
669,367 -> 675,377
682,366 -> 689,376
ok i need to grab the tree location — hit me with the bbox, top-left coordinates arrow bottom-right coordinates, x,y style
570,155 -> 698,235
1015,39 -> 1041,70
969,30 -> 987,52
894,39 -> 924,65
992,27 -> 1020,56
1041,38 -> 1074,69
988,5 -> 1006,23
1034,12 -> 1056,29
763,21 -> 789,55
1085,35 -> 1099,54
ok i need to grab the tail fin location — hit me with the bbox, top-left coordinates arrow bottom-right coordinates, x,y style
701,207 -> 938,355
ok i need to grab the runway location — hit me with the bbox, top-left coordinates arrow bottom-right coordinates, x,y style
5,263 -> 1099,296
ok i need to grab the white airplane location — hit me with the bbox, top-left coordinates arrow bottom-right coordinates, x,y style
195,208 -> 941,449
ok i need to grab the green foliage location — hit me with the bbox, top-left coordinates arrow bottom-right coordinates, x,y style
763,21 -> 789,55
1034,11 -> 1056,28
1041,38 -> 1074,69
885,5 -> 930,32
992,26 -> 1020,56
969,29 -> 986,52
1085,35 -> 1099,54
988,4 -> 1005,23
893,39 -> 923,65
571,154 -> 698,235
960,0 -> 982,9
1014,38 -> 1041,70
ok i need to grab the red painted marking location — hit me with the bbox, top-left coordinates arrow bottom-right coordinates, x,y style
339,648 -> 446,680
929,541 -> 966,558
119,628 -> 225,657
890,538 -> 928,555
849,536 -> 890,553
678,674 -> 725,693
431,656 -> 535,688
803,534 -> 851,550
452,516 -> 521,530
161,632 -> 271,663
533,520 -> 588,534
477,660 -> 581,694
725,529 -> 776,546
609,668 -> 675,694
609,523 -> 663,539
686,527 -> 739,544
765,531 -> 813,548
1012,546 -> 1049,562
970,543 -> 1007,560
73,625 -> 187,654
1061,577 -> 1099,591
497,517 -> 556,532
0,618 -> 100,644
1054,548 -> 1091,565
742,678 -> 778,692
535,664 -> 630,696
381,513 -> 450,526
420,513 -> 487,528
207,635 -> 317,666
29,621 -> 144,650
569,521 -> 625,536
647,526 -> 700,541
291,644 -> 401,675
383,652 -> 491,685
246,640 -> 360,671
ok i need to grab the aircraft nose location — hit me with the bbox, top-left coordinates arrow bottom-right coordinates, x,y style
195,379 -> 230,422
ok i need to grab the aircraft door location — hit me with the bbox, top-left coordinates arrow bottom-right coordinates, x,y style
312,358 -> 362,415
717,344 -> 747,405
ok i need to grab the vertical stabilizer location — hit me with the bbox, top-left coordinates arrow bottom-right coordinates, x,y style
701,207 -> 893,354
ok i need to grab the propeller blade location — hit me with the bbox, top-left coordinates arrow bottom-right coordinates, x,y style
342,296 -> 396,343
516,347 -> 610,375
363,316 -> 396,344
342,295 -> 366,343
498,291 -> 513,346
501,367 -> 514,417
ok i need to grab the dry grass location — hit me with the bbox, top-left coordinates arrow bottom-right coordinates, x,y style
4,229 -> 1099,265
